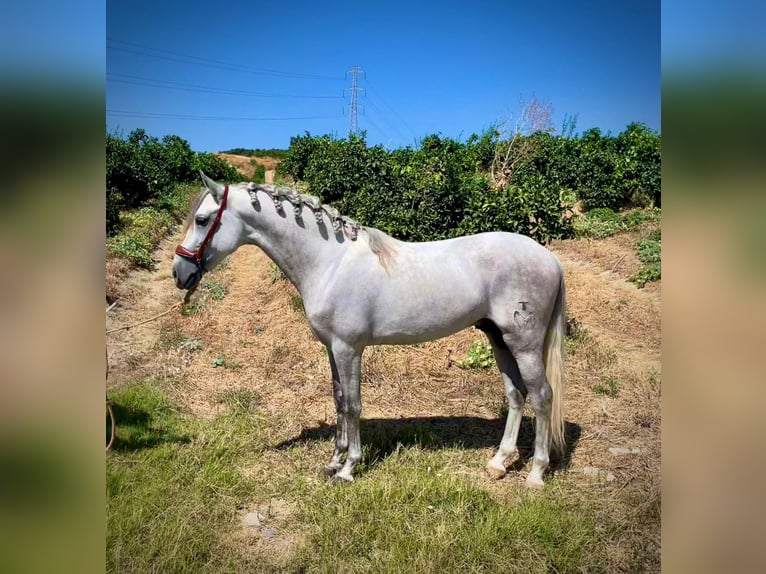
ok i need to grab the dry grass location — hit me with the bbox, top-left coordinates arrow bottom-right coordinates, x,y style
107,223 -> 661,572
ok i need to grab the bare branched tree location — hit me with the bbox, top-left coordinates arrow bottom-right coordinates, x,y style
490,97 -> 555,190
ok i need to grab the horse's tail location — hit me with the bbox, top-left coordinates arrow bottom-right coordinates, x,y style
543,264 -> 567,456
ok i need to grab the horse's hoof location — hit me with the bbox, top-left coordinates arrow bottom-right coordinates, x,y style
525,475 -> 544,490
486,464 -> 507,480
324,464 -> 341,477
332,470 -> 354,483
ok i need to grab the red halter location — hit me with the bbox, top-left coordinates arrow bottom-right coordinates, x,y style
175,185 -> 229,267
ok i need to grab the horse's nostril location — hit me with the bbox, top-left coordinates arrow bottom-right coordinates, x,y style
172,268 -> 177,279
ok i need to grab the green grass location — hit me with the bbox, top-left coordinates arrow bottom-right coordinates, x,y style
107,383 -> 266,573
108,382 -> 655,573
592,377 -> 620,397
296,452 -> 605,574
565,317 -> 590,354
573,207 -> 661,239
218,388 -> 261,413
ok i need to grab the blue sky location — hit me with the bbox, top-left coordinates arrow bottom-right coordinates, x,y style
107,0 -> 660,152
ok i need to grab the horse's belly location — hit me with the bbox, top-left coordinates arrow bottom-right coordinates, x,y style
368,283 -> 485,345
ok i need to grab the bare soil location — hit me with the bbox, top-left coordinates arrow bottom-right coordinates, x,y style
215,153 -> 280,179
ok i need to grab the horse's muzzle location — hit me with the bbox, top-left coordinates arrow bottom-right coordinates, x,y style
172,256 -> 202,290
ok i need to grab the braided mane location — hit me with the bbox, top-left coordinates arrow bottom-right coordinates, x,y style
243,182 -> 398,271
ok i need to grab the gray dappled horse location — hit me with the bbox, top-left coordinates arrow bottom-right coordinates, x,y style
173,172 -> 567,488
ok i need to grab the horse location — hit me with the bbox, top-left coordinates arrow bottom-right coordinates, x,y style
172,171 -> 567,488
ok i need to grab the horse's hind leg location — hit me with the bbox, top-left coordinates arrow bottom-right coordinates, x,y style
483,326 -> 527,480
487,343 -> 527,479
508,346 -> 552,489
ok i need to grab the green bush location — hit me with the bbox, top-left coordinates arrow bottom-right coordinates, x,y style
275,123 -> 659,243
251,163 -> 266,183
459,174 -> 573,243
574,124 -> 661,210
106,129 -> 239,236
106,187 -> 122,236
106,207 -> 174,268
221,147 -> 289,160
192,152 -> 240,182
279,132 -> 572,244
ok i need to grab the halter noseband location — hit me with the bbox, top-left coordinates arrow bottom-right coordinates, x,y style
175,185 -> 229,268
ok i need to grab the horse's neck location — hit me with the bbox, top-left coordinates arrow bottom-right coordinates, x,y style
242,200 -> 344,294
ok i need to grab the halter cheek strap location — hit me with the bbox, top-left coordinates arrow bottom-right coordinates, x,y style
175,185 -> 229,266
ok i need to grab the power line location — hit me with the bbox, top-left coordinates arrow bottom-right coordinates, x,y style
106,109 -> 342,122
366,83 -> 416,141
107,38 -> 343,81
365,97 -> 408,143
345,66 -> 364,134
107,73 -> 343,99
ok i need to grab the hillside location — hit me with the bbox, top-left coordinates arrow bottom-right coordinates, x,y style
215,152 -> 279,181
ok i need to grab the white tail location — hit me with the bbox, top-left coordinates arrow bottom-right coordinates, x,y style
543,269 -> 567,456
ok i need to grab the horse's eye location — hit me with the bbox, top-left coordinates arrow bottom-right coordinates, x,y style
195,215 -> 209,226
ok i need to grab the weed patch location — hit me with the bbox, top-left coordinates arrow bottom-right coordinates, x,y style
289,292 -> 304,314
211,356 -> 242,369
630,229 -> 662,287
592,377 -> 620,397
202,279 -> 228,300
573,207 -> 660,239
455,339 -> 494,370
268,263 -> 287,284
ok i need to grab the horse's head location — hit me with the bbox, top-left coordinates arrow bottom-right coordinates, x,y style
172,171 -> 245,291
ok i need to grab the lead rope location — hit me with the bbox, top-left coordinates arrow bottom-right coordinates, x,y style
106,287 -> 197,451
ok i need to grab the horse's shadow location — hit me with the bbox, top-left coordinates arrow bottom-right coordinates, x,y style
275,415 -> 581,474
107,403 -> 192,452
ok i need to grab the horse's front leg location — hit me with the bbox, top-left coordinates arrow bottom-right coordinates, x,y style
325,352 -> 347,475
328,342 -> 363,482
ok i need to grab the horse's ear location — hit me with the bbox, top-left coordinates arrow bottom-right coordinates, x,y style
199,170 -> 225,204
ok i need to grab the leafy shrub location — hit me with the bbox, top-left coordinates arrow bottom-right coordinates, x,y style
573,124 -> 661,210
106,187 -> 122,236
221,147 -> 289,160
106,129 -> 239,236
459,174 -> 573,243
279,132 -> 572,244
192,153 -> 240,182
